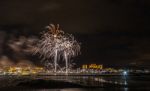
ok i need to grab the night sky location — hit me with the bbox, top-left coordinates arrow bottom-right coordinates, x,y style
0,0 -> 147,68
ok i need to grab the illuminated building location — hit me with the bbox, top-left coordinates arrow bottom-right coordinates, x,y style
82,64 -> 103,69
7,66 -> 44,75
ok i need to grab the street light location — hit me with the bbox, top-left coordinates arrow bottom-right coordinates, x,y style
123,71 -> 128,76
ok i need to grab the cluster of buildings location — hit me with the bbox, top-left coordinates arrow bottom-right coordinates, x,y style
0,66 -> 44,75
0,64 -> 121,75
79,64 -> 119,74
0,64 -> 149,75
78,64 -> 150,75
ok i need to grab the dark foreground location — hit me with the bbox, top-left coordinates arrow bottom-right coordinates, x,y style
0,75 -> 150,91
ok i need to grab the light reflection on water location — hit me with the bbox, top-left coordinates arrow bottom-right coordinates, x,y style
17,88 -> 131,91
18,88 -> 126,91
43,75 -> 128,86
30,75 -> 150,91
1,75 -> 150,91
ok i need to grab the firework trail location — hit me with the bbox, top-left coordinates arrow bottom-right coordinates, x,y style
34,24 -> 80,74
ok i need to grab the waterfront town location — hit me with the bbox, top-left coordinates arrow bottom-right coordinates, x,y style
0,64 -> 149,76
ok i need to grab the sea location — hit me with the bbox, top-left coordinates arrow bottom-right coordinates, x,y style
0,75 -> 150,91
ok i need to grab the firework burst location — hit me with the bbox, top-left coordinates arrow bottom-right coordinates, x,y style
34,24 -> 80,74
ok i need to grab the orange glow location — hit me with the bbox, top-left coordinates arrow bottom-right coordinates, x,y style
82,64 -> 103,69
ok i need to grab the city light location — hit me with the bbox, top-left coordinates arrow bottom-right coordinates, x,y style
123,71 -> 128,76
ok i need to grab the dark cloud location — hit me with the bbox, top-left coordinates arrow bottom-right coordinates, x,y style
0,0 -> 143,33
0,0 -> 146,68
77,32 -> 150,67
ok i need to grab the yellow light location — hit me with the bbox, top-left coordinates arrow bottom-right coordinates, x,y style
82,65 -> 88,69
82,64 -> 103,69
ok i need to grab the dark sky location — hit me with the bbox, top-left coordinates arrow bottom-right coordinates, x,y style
0,0 -> 147,67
